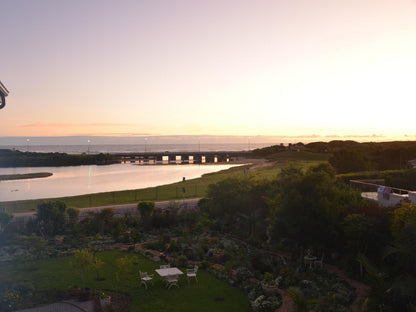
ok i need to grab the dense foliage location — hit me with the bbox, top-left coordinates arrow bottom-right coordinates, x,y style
200,162 -> 416,310
200,177 -> 272,243
253,140 -> 416,173
269,164 -> 364,249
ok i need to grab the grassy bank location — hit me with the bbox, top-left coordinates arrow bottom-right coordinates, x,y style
1,159 -> 326,213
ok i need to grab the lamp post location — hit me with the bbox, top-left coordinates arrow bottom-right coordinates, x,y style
26,138 -> 30,151
87,140 -> 91,154
144,138 -> 147,153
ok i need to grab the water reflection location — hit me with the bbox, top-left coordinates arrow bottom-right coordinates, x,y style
0,163 -> 239,201
88,165 -> 92,189
26,167 -> 32,191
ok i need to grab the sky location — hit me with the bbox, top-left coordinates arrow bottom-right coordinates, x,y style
1,0 -> 416,143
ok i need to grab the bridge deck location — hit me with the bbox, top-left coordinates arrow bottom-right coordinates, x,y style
113,150 -> 252,164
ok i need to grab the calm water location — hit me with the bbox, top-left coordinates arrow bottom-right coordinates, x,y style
0,163 -> 239,201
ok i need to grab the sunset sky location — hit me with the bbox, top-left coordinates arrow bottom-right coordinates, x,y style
1,0 -> 416,142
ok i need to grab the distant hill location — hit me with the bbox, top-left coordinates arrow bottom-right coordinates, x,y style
252,140 -> 416,173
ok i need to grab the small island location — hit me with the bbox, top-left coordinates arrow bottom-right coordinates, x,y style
0,172 -> 53,181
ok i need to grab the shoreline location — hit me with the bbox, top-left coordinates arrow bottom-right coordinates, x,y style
0,159 -> 276,213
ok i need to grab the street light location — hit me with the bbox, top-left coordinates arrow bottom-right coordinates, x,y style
144,138 -> 147,153
87,140 -> 91,154
26,138 -> 30,151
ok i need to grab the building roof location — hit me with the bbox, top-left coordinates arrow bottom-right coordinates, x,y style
0,81 -> 9,96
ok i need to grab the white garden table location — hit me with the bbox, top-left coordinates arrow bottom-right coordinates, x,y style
155,267 -> 184,277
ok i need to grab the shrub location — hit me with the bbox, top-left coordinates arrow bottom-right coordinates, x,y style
176,255 -> 188,268
391,203 -> 416,241
251,295 -> 281,312
233,266 -> 253,286
137,201 -> 155,225
71,249 -> 94,289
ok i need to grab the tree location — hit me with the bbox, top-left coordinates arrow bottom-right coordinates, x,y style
202,177 -> 271,240
71,249 -> 94,290
357,253 -> 392,310
115,255 -> 139,287
89,208 -> 115,234
0,211 -> 12,232
66,207 -> 80,228
91,256 -> 105,281
343,214 -> 373,256
390,203 -> 416,242
137,201 -> 155,225
329,149 -> 370,173
36,201 -> 66,237
269,164 -> 361,248
383,205 -> 416,308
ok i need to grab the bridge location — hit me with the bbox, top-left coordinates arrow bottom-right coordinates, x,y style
112,150 -> 252,164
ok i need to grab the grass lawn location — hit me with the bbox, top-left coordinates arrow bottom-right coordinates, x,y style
1,157 -> 327,213
0,251 -> 250,312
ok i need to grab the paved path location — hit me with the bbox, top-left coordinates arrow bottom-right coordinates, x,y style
12,198 -> 202,223
13,300 -> 93,312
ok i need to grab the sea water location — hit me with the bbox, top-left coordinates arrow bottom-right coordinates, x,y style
0,143 -> 272,154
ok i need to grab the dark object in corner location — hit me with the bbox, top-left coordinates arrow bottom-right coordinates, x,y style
0,81 -> 9,109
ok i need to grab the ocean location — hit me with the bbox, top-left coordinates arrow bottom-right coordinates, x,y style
0,143 -> 273,154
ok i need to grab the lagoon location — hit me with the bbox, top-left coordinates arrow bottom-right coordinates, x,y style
0,163 -> 238,201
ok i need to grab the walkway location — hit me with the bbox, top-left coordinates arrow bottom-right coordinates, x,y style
13,300 -> 93,312
11,198 -> 202,223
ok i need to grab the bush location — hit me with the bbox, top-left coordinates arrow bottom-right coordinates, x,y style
233,267 -> 253,286
137,201 -> 155,225
176,255 -> 188,268
251,295 -> 281,312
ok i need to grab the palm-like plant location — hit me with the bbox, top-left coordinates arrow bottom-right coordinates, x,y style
286,287 -> 321,312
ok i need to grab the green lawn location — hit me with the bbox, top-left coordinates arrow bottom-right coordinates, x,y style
1,251 -> 249,312
1,159 -> 327,213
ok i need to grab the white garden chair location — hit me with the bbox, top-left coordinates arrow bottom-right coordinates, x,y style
140,271 -> 154,289
314,253 -> 324,268
165,274 -> 179,289
186,265 -> 198,284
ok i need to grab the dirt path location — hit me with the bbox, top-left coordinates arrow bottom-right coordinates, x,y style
324,264 -> 370,312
